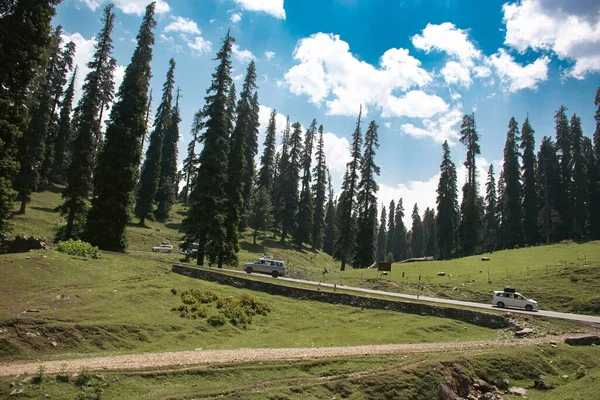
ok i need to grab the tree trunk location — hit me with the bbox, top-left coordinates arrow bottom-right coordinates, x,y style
253,229 -> 257,244
138,216 -> 146,227
65,206 -> 76,240
196,232 -> 206,266
18,199 -> 27,214
340,257 -> 346,271
217,252 -> 223,269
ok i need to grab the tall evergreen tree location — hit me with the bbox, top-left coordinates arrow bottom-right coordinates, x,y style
225,83 -> 236,137
554,105 -> 572,238
323,170 -> 337,256
520,117 -> 537,245
0,0 -> 59,233
410,204 -> 424,258
502,117 -> 523,248
436,141 -> 459,260
273,116 -> 290,231
85,3 -> 156,251
334,108 -> 362,271
537,136 -> 561,244
15,26 -> 65,212
353,120 -> 380,268
385,199 -> 395,258
376,204 -> 387,262
155,87 -> 180,220
223,62 -> 257,264
247,186 -> 273,245
257,108 -> 277,194
294,119 -> 317,249
181,31 -> 234,266
570,114 -> 588,239
458,113 -> 481,255
279,121 -> 303,242
140,88 -> 153,152
392,199 -> 407,261
181,110 -> 201,204
51,66 -> 77,184
584,137 -> 599,239
135,58 -> 175,226
240,62 -> 259,227
496,170 -> 506,249
483,165 -> 499,252
311,125 -> 327,250
591,87 -> 600,238
423,207 -> 436,257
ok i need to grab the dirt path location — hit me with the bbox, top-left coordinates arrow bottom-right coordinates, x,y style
0,334 -> 583,377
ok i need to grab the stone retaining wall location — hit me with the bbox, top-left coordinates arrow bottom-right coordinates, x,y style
172,264 -> 510,329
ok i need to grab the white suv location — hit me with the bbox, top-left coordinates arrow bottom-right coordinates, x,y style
152,244 -> 174,253
244,257 -> 286,278
492,290 -> 538,311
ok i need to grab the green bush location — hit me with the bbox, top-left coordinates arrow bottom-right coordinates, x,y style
56,239 -> 100,258
207,313 -> 226,326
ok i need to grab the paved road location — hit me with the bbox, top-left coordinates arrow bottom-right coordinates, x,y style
216,267 -> 600,325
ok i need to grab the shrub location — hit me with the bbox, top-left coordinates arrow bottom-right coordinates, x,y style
56,239 -> 100,258
207,314 -> 226,326
170,288 -> 177,295
32,365 -> 45,384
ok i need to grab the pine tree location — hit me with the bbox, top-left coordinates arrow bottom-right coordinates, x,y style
423,207 -> 436,257
353,120 -> 380,268
85,3 -> 156,251
334,108 -> 362,271
51,67 -> 77,184
323,170 -> 337,256
584,137 -> 599,239
226,83 -> 236,137
570,114 -> 588,239
273,116 -> 290,231
223,62 -> 256,265
312,125 -> 327,250
502,117 -> 523,248
248,186 -> 273,245
376,204 -> 387,261
591,87 -> 600,239
410,204 -> 424,258
280,122 -> 303,242
294,119 -> 317,249
392,199 -> 407,261
520,117 -> 537,245
257,108 -> 277,194
181,31 -> 234,266
0,0 -> 59,233
436,141 -> 459,260
140,89 -> 153,152
16,26 -> 65,212
537,136 -> 562,244
181,110 -> 202,204
483,165 -> 499,252
58,4 -> 116,240
458,113 -> 481,256
135,58 -> 175,226
385,199 -> 395,258
241,62 -> 259,227
554,105 -> 572,239
155,87 -> 180,220
497,171 -> 506,249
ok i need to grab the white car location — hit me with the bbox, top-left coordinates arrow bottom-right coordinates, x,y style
492,290 -> 538,311
244,257 -> 286,278
152,244 -> 174,253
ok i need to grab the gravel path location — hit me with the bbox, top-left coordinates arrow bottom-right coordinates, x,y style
0,334 -> 583,377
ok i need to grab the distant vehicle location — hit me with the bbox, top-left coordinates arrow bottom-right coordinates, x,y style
244,256 -> 286,278
179,241 -> 198,256
492,289 -> 538,311
152,243 -> 173,253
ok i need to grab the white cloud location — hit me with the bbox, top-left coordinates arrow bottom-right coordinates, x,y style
384,122 -> 392,129
401,107 -> 464,145
164,16 -> 201,35
489,49 -> 550,92
230,12 -> 242,23
233,74 -> 244,81
77,0 -> 170,15
502,0 -> 600,78
441,61 -> 472,86
159,34 -> 183,53
232,43 -> 256,62
284,33 -> 438,118
264,50 -> 276,60
382,90 -> 448,119
233,0 -> 286,19
412,22 -> 481,66
186,36 -> 213,57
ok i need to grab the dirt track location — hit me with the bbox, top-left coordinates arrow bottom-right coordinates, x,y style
0,334 -> 583,377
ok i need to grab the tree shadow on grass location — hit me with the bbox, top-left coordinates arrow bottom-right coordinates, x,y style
30,206 -> 57,213
165,222 -> 181,231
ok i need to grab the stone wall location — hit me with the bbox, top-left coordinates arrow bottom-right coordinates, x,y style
172,264 -> 510,329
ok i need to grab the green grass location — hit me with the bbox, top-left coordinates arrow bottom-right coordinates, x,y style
2,344 -> 600,399
0,250 -> 502,362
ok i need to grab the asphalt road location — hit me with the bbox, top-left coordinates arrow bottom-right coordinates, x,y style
218,267 -> 600,325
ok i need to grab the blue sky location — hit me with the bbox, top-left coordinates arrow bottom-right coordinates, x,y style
54,0 -> 600,224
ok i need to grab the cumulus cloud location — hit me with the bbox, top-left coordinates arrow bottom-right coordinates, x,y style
77,0 -> 170,15
233,0 -> 286,19
284,33 -> 443,118
401,106 -> 464,145
489,49 -> 550,92
186,35 -> 212,57
164,16 -> 201,35
232,43 -> 256,62
441,61 -> 472,86
412,22 -> 481,66
502,0 -> 600,78
230,12 -> 242,23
